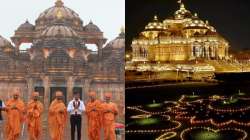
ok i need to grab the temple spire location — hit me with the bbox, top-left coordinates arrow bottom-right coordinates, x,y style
153,15 -> 158,21
177,0 -> 185,10
120,26 -> 125,33
55,0 -> 64,7
119,26 -> 125,38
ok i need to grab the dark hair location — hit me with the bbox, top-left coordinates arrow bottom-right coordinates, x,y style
73,92 -> 80,95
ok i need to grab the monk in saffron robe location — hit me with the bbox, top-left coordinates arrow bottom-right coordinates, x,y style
48,91 -> 67,140
5,87 -> 25,140
101,92 -> 118,140
27,92 -> 44,140
86,91 -> 102,140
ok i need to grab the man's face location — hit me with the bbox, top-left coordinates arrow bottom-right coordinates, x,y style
55,91 -> 64,101
56,94 -> 63,101
33,92 -> 39,101
13,88 -> 21,99
74,93 -> 80,100
33,95 -> 39,101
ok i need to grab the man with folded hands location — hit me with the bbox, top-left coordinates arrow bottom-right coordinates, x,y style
67,92 -> 85,140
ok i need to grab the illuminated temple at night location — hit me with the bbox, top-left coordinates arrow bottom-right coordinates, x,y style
131,2 -> 230,62
0,0 -> 124,125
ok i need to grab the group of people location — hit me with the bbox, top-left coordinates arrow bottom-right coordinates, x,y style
0,87 -> 119,140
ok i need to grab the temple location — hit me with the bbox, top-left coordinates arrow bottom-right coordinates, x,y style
131,2 -> 230,62
0,0 -> 124,121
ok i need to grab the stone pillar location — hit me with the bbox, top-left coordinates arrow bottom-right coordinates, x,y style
81,79 -> 91,140
141,47 -> 143,58
41,76 -> 50,140
202,47 -> 205,58
135,46 -> 139,60
42,76 -> 50,109
215,47 -> 217,59
215,46 -> 218,59
132,45 -> 136,60
210,46 -> 213,58
26,77 -> 34,101
12,39 -> 20,54
191,46 -> 194,57
97,41 -> 104,60
195,46 -> 199,57
205,46 -> 209,59
66,76 -> 74,103
135,46 -> 138,59
82,79 -> 91,101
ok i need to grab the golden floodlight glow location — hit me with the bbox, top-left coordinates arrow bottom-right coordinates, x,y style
131,1 -> 230,62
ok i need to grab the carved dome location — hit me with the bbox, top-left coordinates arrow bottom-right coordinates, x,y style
145,15 -> 164,31
105,29 -> 125,49
184,13 -> 207,29
41,25 -> 78,38
35,0 -> 83,30
0,35 -> 14,52
0,35 -> 12,48
38,1 -> 80,20
84,21 -> 101,32
174,3 -> 193,19
17,20 -> 35,31
184,14 -> 216,32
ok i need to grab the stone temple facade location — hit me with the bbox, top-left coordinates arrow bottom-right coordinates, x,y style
131,2 -> 230,62
0,0 -> 124,123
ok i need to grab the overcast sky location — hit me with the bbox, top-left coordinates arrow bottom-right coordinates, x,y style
0,0 -> 125,44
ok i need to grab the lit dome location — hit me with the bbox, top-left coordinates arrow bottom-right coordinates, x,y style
184,13 -> 207,29
41,25 -> 78,38
84,21 -> 102,32
184,14 -> 216,32
17,20 -> 35,31
174,3 -> 193,19
204,20 -> 216,32
145,15 -> 164,30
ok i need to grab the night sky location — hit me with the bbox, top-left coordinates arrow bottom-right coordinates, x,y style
126,0 -> 250,51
